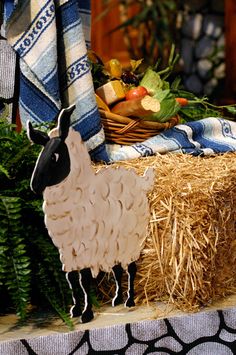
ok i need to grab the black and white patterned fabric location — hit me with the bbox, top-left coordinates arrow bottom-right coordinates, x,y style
0,307 -> 235,354
0,38 -> 16,100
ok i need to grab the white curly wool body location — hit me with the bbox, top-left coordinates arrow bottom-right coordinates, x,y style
43,128 -> 154,277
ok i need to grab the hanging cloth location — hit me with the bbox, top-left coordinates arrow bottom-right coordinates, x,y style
0,1 -> 16,100
5,0 -> 109,162
0,38 -> 16,100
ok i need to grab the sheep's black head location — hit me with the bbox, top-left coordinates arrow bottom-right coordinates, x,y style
27,105 -> 75,194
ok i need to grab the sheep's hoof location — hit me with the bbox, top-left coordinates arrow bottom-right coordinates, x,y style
125,298 -> 135,308
112,294 -> 123,307
81,309 -> 94,323
70,305 -> 82,317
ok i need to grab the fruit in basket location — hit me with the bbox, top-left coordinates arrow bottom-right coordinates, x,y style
145,93 -> 180,122
111,95 -> 160,118
120,58 -> 143,86
96,80 -> 126,105
175,97 -> 189,107
121,71 -> 139,86
104,59 -> 123,78
125,86 -> 149,101
140,68 -> 182,122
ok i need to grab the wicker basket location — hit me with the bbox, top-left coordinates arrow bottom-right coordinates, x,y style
99,109 -> 180,145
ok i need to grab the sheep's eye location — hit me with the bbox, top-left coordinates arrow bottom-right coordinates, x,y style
51,153 -> 59,162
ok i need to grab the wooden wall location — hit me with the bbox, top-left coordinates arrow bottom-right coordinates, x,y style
91,1 -> 133,66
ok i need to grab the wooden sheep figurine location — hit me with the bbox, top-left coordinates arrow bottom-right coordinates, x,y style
27,105 -> 154,323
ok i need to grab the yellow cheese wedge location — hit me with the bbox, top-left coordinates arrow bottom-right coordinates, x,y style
95,80 -> 125,105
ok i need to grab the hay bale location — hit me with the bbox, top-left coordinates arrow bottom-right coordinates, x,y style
96,153 -> 236,312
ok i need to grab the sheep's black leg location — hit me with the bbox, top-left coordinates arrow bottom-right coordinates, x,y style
66,271 -> 82,317
112,264 -> 123,306
125,261 -> 137,307
79,268 -> 94,323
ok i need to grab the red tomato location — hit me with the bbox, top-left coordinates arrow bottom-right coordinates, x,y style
125,86 -> 148,100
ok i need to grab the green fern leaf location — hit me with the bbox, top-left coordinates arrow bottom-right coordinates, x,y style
31,233 -> 72,308
0,196 -> 31,320
36,261 -> 74,329
0,164 -> 10,179
0,197 -> 10,286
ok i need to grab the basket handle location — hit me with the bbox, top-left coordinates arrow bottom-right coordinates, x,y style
116,118 -> 142,134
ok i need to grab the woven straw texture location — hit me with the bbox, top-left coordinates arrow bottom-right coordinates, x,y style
96,152 -> 236,312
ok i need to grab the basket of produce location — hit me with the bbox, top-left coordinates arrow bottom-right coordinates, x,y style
89,46 -> 236,145
98,109 -> 180,145
89,47 -> 184,145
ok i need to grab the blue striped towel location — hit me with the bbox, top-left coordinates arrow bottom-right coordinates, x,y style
5,0 -> 109,162
106,117 -> 236,161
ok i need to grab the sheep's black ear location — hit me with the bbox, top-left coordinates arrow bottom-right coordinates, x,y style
58,104 -> 76,141
27,121 -> 50,146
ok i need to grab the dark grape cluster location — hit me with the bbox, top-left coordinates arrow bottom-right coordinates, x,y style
121,71 -> 139,86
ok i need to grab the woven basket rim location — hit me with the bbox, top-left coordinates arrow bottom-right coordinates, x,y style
99,109 -> 180,145
99,109 -> 179,128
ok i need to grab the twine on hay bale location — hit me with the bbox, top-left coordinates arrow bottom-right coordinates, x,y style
95,153 -> 236,312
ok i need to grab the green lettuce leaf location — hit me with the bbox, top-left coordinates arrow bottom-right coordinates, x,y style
140,68 -> 163,94
145,90 -> 180,122
140,68 -> 181,122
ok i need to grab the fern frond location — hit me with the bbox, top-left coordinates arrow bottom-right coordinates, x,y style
36,261 -> 74,329
0,196 -> 11,286
31,231 -> 71,308
0,227 -> 9,287
0,121 -> 77,325
0,164 -> 10,179
89,283 -> 101,309
0,196 -> 31,320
